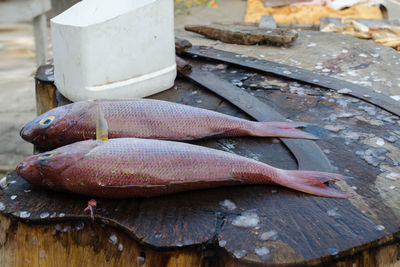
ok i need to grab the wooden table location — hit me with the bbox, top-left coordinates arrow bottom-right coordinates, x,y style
1,31 -> 399,266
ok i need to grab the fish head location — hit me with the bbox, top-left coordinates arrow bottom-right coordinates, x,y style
16,140 -> 99,188
20,102 -> 94,148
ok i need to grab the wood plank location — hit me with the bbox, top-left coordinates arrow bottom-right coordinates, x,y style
35,62 -> 56,115
32,13 -> 48,66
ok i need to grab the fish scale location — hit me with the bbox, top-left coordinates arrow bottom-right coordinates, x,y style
17,138 -> 349,198
20,99 -> 318,149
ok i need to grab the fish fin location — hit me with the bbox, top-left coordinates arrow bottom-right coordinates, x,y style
249,121 -> 318,140
96,103 -> 108,141
275,170 -> 350,198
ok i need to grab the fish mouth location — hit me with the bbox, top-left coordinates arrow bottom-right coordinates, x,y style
16,158 -> 41,184
20,118 -> 43,144
20,121 -> 33,142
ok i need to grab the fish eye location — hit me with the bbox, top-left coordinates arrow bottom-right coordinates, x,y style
38,153 -> 55,160
39,116 -> 55,127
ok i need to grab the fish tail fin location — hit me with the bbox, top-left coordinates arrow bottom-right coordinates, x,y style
273,169 -> 350,198
248,121 -> 318,140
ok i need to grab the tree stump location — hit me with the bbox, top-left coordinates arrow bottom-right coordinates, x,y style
1,30 -> 400,266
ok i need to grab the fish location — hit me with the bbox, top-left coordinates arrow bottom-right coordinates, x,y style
16,138 -> 349,198
20,99 -> 317,149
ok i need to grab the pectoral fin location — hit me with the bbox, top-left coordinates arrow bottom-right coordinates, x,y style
96,103 -> 108,142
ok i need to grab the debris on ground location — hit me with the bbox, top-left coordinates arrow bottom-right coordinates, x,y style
245,0 -> 383,25
321,18 -> 400,51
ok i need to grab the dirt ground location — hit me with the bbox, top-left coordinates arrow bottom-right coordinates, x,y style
0,0 -> 247,177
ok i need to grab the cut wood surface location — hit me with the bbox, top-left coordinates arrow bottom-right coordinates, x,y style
184,24 -> 298,45
1,30 -> 400,266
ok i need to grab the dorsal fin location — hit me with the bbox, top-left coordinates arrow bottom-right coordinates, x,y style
96,102 -> 108,141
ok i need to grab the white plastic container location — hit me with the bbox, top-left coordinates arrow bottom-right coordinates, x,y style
51,0 -> 176,102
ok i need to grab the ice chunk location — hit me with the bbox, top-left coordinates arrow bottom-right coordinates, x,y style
232,80 -> 243,87
40,212 -> 50,219
216,64 -> 227,70
32,236 -> 39,245
232,211 -> 259,228
233,250 -> 247,259
19,211 -> 30,218
390,95 -> 400,101
255,247 -> 271,261
324,125 -> 345,133
347,70 -> 358,77
343,132 -> 360,140
328,248 -> 338,255
137,256 -> 145,264
259,230 -> 278,241
219,200 -> 237,211
39,250 -> 46,259
219,240 -> 227,247
109,234 -> 118,245
375,138 -> 385,146
283,70 -> 292,75
327,208 -> 340,218
359,106 -> 377,116
323,149 -> 331,154
386,172 -> 400,181
337,112 -> 354,118
338,88 -> 352,94
336,99 -> 348,108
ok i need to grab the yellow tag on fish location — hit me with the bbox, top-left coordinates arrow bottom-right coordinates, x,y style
96,103 -> 109,142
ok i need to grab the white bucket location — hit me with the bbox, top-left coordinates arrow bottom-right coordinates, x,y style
51,0 -> 176,102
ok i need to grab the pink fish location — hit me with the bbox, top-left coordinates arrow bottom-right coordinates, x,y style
20,99 -> 317,149
16,138 -> 349,198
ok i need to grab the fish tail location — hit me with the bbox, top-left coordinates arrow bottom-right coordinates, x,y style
273,169 -> 350,198
248,121 -> 318,140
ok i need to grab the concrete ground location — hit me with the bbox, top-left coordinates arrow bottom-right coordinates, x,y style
0,0 -> 247,177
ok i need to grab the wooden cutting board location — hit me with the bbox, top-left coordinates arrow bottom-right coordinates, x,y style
1,30 -> 399,266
